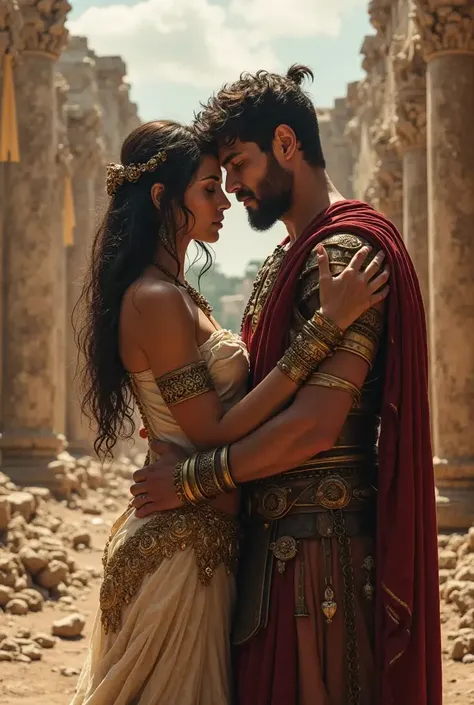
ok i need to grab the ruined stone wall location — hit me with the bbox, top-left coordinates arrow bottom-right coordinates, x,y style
0,11 -> 140,486
318,99 -> 355,198
1,0 -> 474,530
326,0 -> 474,530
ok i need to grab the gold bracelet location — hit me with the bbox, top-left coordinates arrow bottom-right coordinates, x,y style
176,448 -> 237,504
184,456 -> 202,503
310,310 -> 344,347
173,456 -> 207,505
308,372 -> 362,406
173,460 -> 190,504
156,360 -> 214,406
188,454 -> 208,502
337,306 -> 382,367
215,446 -> 237,491
337,334 -> 375,367
194,449 -> 221,500
278,318 -> 335,385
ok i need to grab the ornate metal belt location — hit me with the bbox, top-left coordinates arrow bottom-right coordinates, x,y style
250,473 -> 376,521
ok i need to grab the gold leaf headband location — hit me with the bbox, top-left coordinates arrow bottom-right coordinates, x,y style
106,150 -> 167,197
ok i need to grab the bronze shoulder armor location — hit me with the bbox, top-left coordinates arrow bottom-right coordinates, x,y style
297,233 -> 373,309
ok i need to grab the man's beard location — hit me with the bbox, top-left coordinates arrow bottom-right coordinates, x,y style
238,155 -> 294,231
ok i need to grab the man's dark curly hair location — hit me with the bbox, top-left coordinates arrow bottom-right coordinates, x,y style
194,64 -> 326,169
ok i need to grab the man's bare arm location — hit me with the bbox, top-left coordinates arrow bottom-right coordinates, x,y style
230,235 -> 384,482
228,343 -> 374,483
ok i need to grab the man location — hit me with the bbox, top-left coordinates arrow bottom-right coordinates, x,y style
130,65 -> 441,705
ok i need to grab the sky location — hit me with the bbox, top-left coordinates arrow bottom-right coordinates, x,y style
69,0 -> 372,276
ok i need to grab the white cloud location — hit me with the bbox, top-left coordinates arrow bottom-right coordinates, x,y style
230,0 -> 362,39
69,0 -> 277,88
69,0 -> 362,89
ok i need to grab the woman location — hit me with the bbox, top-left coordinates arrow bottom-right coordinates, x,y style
73,120 -> 388,705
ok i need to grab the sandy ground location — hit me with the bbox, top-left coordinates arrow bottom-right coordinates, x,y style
1,502 -> 473,705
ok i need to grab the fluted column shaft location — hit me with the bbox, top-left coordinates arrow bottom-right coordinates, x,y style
415,0 -> 474,528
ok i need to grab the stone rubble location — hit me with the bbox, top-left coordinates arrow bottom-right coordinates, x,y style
0,451 -> 143,664
7,451 -> 474,670
439,527 -> 474,664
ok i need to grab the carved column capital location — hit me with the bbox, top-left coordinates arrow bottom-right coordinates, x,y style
117,82 -> 141,140
55,71 -> 72,176
18,0 -> 70,59
366,160 -> 403,217
96,55 -> 126,90
370,118 -> 396,160
360,33 -> 386,72
394,95 -> 427,152
393,30 -> 427,151
344,115 -> 361,159
0,0 -> 23,55
368,0 -> 392,35
367,118 -> 403,216
67,104 -> 104,175
414,0 -> 474,60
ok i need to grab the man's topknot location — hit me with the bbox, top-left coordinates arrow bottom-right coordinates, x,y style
286,64 -> 314,87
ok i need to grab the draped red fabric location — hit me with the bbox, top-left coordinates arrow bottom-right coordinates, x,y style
237,200 -> 442,705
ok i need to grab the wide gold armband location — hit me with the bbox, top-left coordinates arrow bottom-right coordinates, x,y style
337,308 -> 383,367
173,446 -> 237,505
277,310 -> 344,386
156,360 -> 214,406
307,371 -> 362,407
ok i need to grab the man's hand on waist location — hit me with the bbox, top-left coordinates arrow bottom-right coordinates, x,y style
129,440 -> 188,517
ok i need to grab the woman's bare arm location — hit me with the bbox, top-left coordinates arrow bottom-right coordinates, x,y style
131,247 -> 388,448
133,247 -> 387,450
133,282 -> 307,449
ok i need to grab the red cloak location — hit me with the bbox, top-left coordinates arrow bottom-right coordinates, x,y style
237,200 -> 442,705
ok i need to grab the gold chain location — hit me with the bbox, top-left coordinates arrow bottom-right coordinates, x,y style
152,261 -> 213,319
333,509 -> 361,705
240,244 -> 286,332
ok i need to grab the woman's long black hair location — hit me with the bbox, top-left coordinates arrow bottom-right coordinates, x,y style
75,120 -> 214,459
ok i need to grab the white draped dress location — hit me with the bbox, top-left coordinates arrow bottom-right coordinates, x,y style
71,330 -> 249,705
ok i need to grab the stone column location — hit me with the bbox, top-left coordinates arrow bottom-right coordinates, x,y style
59,40 -> 103,457
95,55 -> 125,221
0,0 -> 23,458
53,72 -> 72,438
318,98 -> 355,198
0,0 -> 70,487
117,80 -> 140,142
415,0 -> 474,529
367,119 -> 404,231
65,107 -> 102,456
393,28 -> 429,309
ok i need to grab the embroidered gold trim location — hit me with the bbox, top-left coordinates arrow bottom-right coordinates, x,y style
156,360 -> 215,406
382,582 -> 412,666
381,582 -> 412,615
241,245 -> 286,333
100,505 -> 239,634
386,604 -> 400,624
333,510 -> 361,704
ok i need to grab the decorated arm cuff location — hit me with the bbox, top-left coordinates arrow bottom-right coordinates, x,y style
156,360 -> 215,406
